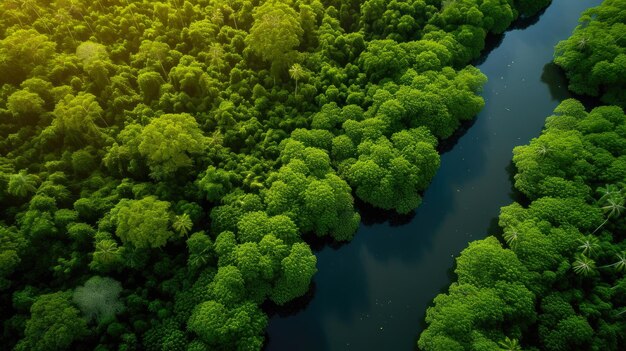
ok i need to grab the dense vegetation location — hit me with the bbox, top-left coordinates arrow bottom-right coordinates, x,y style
554,0 -> 626,107
0,0 -> 551,350
419,99 -> 626,350
420,3 -> 626,350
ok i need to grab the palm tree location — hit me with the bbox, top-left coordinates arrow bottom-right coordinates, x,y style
55,9 -> 77,46
93,239 -> 120,265
573,254 -> 596,276
578,234 -> 600,257
224,0 -> 238,29
189,246 -> 212,269
68,0 -> 95,35
208,43 -> 224,67
170,0 -> 186,28
19,0 -> 52,34
289,63 -> 305,96
613,252 -> 626,272
498,336 -> 522,351
211,10 -> 224,26
593,191 -> 625,234
536,143 -> 549,157
8,171 -> 38,198
596,184 -> 620,200
123,0 -> 141,29
600,252 -> 626,272
6,11 -> 24,29
172,213 -> 193,236
503,228 -> 521,248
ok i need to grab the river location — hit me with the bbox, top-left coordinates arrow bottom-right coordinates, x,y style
265,0 -> 603,350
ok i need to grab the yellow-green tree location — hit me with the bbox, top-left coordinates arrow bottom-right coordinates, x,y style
246,1 -> 303,79
138,113 -> 206,180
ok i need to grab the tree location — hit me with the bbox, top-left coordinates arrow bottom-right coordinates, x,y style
92,238 -> 121,268
0,29 -> 56,84
359,39 -> 408,81
112,197 -> 173,249
498,337 -> 522,351
246,1 -> 303,78
73,276 -> 124,323
578,235 -> 600,256
265,154 -> 361,241
16,291 -> 88,351
137,71 -> 165,102
503,227 -> 521,248
187,300 -> 228,345
288,63 -> 305,96
346,129 -> 439,214
7,171 -> 38,198
187,231 -> 214,270
187,300 -> 267,348
52,92 -> 105,147
138,113 -> 206,180
134,40 -> 172,78
75,41 -> 111,87
172,213 -> 193,237
456,237 -> 529,288
593,189 -> 625,234
0,226 -> 25,291
270,242 -> 317,305
599,251 -> 626,273
554,2 -> 626,107
7,89 -> 45,121
197,166 -> 236,202
572,254 -> 596,276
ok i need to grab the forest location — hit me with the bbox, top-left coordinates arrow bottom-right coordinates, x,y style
420,0 -> 626,350
0,0 -> 619,350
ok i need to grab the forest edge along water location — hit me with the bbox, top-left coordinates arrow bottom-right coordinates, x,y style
265,0 -> 604,350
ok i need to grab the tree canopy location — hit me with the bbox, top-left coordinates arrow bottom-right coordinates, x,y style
0,0 -> 553,349
419,99 -> 626,351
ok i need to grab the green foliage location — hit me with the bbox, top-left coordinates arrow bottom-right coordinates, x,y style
8,171 -> 39,198
172,213 -> 193,236
346,128 -> 439,213
16,291 -> 88,351
265,152 -> 361,241
247,1 -> 303,77
187,299 -> 267,348
420,99 -> 626,350
52,92 -> 105,147
0,0 -> 555,349
138,114 -> 206,180
72,276 -> 124,323
7,89 -> 45,121
112,196 -> 173,248
270,242 -> 317,305
0,226 -> 25,290
554,0 -> 626,107
187,231 -> 214,270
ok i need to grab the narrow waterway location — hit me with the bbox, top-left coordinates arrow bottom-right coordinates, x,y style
265,1 -> 603,350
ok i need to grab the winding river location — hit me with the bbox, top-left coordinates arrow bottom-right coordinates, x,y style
266,0 -> 603,349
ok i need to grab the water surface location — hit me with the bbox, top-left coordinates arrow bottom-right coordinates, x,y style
266,1 -> 603,349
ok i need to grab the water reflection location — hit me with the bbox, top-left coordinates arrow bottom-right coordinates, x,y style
541,62 -> 572,101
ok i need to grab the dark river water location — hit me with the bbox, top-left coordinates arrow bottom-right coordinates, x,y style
265,0 -> 603,350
